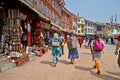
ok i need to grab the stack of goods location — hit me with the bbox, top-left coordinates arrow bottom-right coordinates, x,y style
6,9 -> 29,66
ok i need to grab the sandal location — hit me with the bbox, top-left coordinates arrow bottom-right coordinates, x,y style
51,63 -> 56,67
97,70 -> 101,74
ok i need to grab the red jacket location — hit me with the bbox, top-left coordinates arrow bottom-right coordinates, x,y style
78,37 -> 83,44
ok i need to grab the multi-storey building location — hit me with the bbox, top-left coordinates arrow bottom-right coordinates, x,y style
84,19 -> 97,36
22,0 -> 65,30
95,22 -> 105,36
71,13 -> 78,33
61,7 -> 72,32
77,17 -> 85,36
0,0 -> 73,55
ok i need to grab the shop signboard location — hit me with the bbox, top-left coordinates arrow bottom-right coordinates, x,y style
44,23 -> 51,29
51,26 -> 59,31
40,21 -> 51,29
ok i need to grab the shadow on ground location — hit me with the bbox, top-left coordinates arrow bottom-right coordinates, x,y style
75,65 -> 93,71
59,60 -> 71,65
90,71 -> 120,80
75,65 -> 120,80
81,52 -> 91,55
40,61 -> 52,64
106,71 -> 120,77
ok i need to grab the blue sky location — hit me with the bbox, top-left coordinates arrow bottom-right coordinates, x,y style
64,0 -> 120,23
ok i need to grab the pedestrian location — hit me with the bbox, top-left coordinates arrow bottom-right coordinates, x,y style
49,33 -> 62,67
88,36 -> 94,47
111,36 -> 114,44
78,36 -> 83,48
105,36 -> 108,44
59,34 -> 65,56
85,36 -> 89,47
90,34 -> 104,74
108,37 -> 111,44
115,35 -> 120,68
21,29 -> 27,48
67,33 -> 79,64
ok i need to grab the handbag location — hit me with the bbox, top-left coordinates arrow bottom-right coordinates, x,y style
61,42 -> 64,46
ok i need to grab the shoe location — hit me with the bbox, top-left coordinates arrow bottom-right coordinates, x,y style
59,54 -> 61,57
51,63 -> 56,67
97,70 -> 100,74
70,62 -> 74,64
93,65 -> 96,69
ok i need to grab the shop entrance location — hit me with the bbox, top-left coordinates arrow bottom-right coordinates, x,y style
0,6 -> 4,54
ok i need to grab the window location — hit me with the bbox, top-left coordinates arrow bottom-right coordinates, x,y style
78,30 -> 80,33
81,28 -> 84,33
46,7 -> 48,18
42,3 -> 46,16
97,26 -> 102,31
88,28 -> 89,33
78,19 -> 80,22
49,0 -> 52,4
81,20 -> 83,24
38,0 -> 42,12
85,28 -> 87,33
26,0 -> 33,6
54,14 -> 59,25
88,23 -> 90,26
78,24 -> 80,28
50,10 -> 53,21
48,8 -> 51,19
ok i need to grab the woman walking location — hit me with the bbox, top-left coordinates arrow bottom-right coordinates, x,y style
90,34 -> 104,74
49,33 -> 62,67
67,33 -> 79,64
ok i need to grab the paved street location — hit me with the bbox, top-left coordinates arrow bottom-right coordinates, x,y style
0,43 -> 120,80
105,44 -> 116,53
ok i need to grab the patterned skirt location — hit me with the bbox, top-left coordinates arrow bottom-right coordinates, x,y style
92,51 -> 102,60
68,48 -> 79,59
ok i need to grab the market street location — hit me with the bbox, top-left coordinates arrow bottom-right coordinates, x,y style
0,43 -> 120,80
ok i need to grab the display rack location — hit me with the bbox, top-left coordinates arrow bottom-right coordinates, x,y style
4,9 -> 29,66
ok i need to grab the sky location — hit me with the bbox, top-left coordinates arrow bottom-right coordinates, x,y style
64,0 -> 120,23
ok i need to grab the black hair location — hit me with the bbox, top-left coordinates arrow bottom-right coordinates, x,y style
69,32 -> 73,37
94,34 -> 100,39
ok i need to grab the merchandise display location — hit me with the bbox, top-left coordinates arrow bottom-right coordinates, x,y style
2,9 -> 29,66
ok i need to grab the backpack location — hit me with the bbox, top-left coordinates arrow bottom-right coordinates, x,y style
93,39 -> 103,51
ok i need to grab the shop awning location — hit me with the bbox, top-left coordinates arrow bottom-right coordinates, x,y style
50,22 -> 61,30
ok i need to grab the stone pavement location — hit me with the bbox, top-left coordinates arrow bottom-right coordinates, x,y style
0,43 -> 120,80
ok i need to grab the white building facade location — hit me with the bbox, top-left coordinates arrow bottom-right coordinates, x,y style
84,19 -> 97,36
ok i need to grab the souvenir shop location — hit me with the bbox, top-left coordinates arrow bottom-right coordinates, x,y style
0,4 -> 31,66
0,0 -> 49,65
